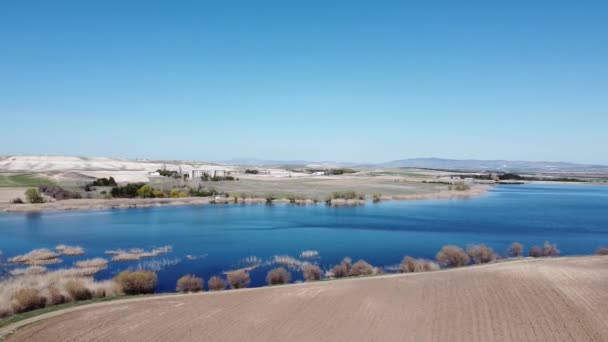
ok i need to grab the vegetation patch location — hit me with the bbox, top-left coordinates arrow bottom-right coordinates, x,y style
0,174 -> 56,188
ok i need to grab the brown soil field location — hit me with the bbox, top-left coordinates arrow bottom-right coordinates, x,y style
2,256 -> 607,342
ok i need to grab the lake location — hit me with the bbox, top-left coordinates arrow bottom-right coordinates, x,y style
1,184 -> 607,291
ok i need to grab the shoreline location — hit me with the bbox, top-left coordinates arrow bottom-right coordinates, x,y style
0,184 -> 493,213
2,255 -> 606,341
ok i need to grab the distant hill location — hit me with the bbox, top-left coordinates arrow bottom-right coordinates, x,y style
374,158 -> 608,173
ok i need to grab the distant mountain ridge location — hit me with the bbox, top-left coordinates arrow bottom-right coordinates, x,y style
373,158 -> 608,173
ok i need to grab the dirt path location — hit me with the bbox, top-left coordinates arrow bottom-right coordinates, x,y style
3,257 -> 608,342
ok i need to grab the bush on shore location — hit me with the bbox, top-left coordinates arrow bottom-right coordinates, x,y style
302,264 -> 322,281
349,260 -> 374,276
25,188 -> 44,203
266,267 -> 291,285
399,257 -> 440,273
208,276 -> 227,291
114,270 -> 157,295
330,257 -> 352,278
542,241 -> 560,257
509,242 -> 524,257
176,275 -> 203,292
226,270 -> 250,289
466,244 -> 497,264
529,245 -> 542,257
596,247 -> 608,255
436,245 -> 470,267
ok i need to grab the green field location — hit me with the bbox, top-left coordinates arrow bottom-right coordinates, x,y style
0,173 -> 57,188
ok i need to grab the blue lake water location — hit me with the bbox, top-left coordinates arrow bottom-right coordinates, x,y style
1,184 -> 607,291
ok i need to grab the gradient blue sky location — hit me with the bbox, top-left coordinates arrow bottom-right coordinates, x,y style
1,1 -> 607,164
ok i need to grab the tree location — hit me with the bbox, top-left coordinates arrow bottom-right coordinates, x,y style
25,188 -> 44,203
137,185 -> 155,198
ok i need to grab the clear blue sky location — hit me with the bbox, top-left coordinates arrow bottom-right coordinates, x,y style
1,1 -> 607,164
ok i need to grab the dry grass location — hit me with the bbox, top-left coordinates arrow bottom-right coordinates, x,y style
75,258 -> 108,269
330,257 -> 353,278
509,242 -> 524,257
349,260 -> 374,277
226,270 -> 250,289
299,250 -> 319,258
466,244 -> 497,264
436,245 -> 470,267
10,266 -> 47,276
9,249 -> 61,266
64,280 -> 92,301
113,271 -> 157,295
266,267 -> 291,285
55,245 -> 85,256
208,276 -> 227,291
11,288 -> 47,313
106,246 -> 172,261
302,264 -> 322,281
0,268 -> 122,317
176,275 -> 203,292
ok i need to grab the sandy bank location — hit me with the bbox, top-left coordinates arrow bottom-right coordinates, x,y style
0,185 -> 491,213
3,256 -> 607,341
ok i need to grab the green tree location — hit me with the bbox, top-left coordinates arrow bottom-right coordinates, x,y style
25,188 -> 44,203
137,185 -> 155,198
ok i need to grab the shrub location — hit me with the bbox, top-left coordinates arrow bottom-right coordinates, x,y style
208,276 -> 227,291
331,257 -> 352,278
25,188 -> 44,203
372,193 -> 382,203
436,245 -> 470,267
90,177 -> 118,187
12,288 -> 46,313
466,244 -> 496,264
399,256 -> 418,273
529,245 -> 542,257
266,267 -> 291,285
64,279 -> 92,301
226,270 -> 250,289
114,270 -> 157,295
111,183 -> 145,198
176,274 -> 203,292
331,264 -> 349,278
302,264 -> 322,281
11,197 -> 24,204
509,242 -> 524,257
39,185 -> 82,200
349,260 -> 374,276
542,241 -> 560,257
596,247 -> 608,255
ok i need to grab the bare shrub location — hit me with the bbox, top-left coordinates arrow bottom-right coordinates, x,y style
596,247 -> 608,255
399,257 -> 439,273
55,245 -> 85,256
529,245 -> 542,257
436,245 -> 470,267
509,242 -> 524,257
349,260 -> 374,276
176,274 -> 203,292
106,246 -> 172,261
466,244 -> 497,264
75,258 -> 108,269
542,241 -> 560,257
208,276 -> 227,291
114,270 -> 157,295
331,264 -> 349,278
266,267 -> 291,285
64,279 -> 93,301
12,288 -> 46,313
302,264 -> 322,281
226,270 -> 250,289
331,257 -> 353,278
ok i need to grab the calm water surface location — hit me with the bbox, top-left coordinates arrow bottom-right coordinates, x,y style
1,184 -> 607,291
